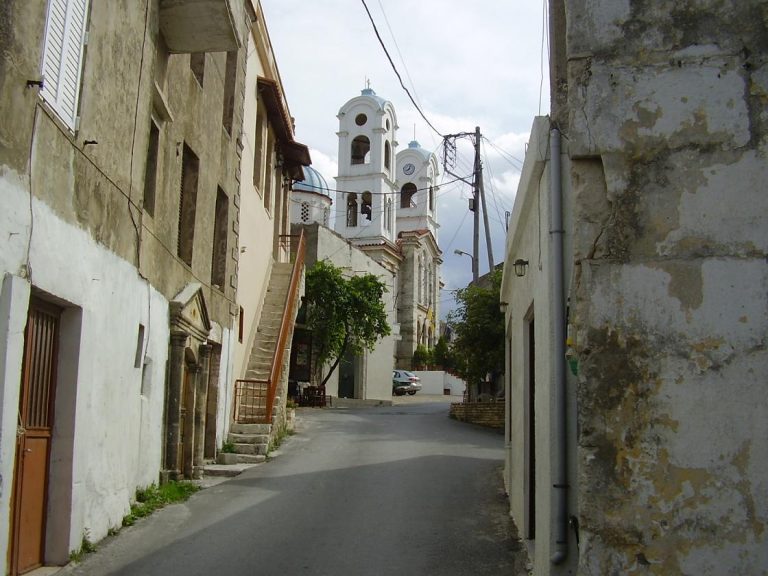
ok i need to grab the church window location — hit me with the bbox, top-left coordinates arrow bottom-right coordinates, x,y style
385,198 -> 393,231
429,186 -> 435,211
323,207 -> 329,227
351,135 -> 371,165
418,256 -> 424,303
347,193 -> 358,227
386,118 -> 391,131
301,202 -> 310,223
384,141 -> 391,170
355,113 -> 367,126
401,183 -> 417,208
361,192 -> 372,221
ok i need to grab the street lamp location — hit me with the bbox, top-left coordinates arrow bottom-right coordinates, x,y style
454,249 -> 477,282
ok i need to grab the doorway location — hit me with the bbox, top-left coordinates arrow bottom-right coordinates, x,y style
338,350 -> 357,399
524,309 -> 536,540
11,297 -> 61,575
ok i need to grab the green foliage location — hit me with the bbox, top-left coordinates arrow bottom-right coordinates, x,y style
447,269 -> 505,387
433,337 -> 451,369
304,260 -> 391,386
121,481 -> 199,527
220,441 -> 236,453
69,531 -> 96,563
412,344 -> 432,368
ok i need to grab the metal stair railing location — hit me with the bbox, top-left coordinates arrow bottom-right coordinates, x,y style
234,230 -> 305,424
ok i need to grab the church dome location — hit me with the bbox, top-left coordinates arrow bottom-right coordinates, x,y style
293,165 -> 331,196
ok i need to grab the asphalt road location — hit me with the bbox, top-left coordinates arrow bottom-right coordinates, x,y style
58,397 -> 529,576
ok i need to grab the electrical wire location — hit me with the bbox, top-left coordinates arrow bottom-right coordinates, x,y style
483,136 -> 524,170
360,0 -> 444,138
293,172 -> 471,197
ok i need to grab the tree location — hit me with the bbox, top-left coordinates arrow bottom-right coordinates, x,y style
304,260 -> 391,387
447,268 -> 504,390
432,336 -> 451,370
412,345 -> 432,369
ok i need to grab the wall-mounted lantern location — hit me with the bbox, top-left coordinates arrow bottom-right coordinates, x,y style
513,259 -> 529,277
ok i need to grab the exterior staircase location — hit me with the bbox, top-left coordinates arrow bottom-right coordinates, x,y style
216,262 -> 295,467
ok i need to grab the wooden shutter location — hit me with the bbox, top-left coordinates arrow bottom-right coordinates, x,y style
40,0 -> 89,131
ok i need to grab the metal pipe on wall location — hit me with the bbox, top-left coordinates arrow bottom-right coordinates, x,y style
549,127 -> 568,565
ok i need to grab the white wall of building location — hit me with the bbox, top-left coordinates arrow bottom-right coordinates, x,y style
312,226 -> 397,401
412,371 -> 465,396
0,182 -> 171,560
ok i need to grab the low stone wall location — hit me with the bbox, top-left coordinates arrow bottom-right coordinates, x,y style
449,402 -> 505,429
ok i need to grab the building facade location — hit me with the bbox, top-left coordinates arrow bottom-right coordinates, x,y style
501,1 -> 768,574
0,0 -> 305,573
334,88 -> 442,369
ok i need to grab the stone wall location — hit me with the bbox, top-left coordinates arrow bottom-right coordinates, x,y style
560,1 -> 768,573
449,402 -> 504,429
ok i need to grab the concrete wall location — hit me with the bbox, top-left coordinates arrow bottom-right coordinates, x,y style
412,371 -> 465,396
502,2 -> 768,574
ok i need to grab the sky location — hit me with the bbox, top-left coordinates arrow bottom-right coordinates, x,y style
261,1 -> 550,319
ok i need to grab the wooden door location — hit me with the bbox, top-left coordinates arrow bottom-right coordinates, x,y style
11,298 -> 61,575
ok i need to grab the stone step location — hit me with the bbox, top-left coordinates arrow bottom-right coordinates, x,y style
231,442 -> 269,456
217,453 -> 267,465
203,464 -> 254,478
231,422 -> 272,435
228,433 -> 270,444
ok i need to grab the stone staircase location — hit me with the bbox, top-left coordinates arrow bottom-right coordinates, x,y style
216,263 -> 293,468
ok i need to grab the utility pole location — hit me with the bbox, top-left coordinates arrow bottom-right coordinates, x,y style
471,127 -> 481,283
476,127 -> 494,274
443,127 -> 495,284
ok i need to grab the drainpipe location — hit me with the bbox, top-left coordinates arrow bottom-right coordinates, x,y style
550,127 -> 568,565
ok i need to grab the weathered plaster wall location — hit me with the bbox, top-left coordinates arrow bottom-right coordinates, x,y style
0,0 -> 247,565
562,1 -> 768,573
0,190 -> 170,560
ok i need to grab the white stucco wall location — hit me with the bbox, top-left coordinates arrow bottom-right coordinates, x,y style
232,27 -> 274,386
500,117 -> 580,575
312,225 -> 397,401
0,179 -> 171,560
412,371 -> 465,396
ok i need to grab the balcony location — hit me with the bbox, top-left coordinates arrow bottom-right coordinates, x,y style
159,0 -> 243,53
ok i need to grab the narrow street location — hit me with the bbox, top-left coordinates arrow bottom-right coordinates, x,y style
57,397 -> 528,576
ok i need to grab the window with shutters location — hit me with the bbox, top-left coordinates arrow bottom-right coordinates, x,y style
40,0 -> 90,131
211,187 -> 228,289
178,144 -> 199,267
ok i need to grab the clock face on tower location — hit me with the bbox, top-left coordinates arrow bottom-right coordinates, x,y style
403,163 -> 415,175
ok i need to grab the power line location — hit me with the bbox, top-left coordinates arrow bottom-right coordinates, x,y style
482,136 -> 524,170
360,0 -> 444,138
292,172 -> 471,197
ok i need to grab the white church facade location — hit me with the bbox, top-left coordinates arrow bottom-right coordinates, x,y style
290,86 -> 442,398
333,87 -> 442,369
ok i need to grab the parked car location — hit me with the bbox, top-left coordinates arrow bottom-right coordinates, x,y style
392,370 -> 422,396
